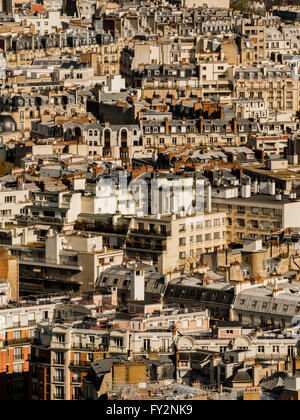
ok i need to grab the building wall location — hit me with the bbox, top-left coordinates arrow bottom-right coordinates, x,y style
0,248 -> 19,301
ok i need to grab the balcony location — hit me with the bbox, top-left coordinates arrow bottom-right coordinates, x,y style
53,394 -> 65,400
125,240 -> 166,251
20,256 -> 80,269
69,360 -> 91,368
51,341 -> 69,350
4,337 -> 36,347
53,359 -> 66,366
255,353 -> 288,360
130,228 -> 171,237
53,376 -> 65,383
28,355 -> 51,364
109,346 -> 126,354
71,343 -> 99,350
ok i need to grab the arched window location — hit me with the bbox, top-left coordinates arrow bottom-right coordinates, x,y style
104,129 -> 111,147
88,129 -> 93,136
120,129 -> 127,147
94,129 -> 98,136
74,127 -> 82,138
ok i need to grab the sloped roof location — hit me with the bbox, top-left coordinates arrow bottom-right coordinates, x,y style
31,4 -> 46,13
231,370 -> 252,383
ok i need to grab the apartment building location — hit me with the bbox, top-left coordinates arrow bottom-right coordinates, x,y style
142,117 -> 254,151
81,40 -> 123,77
52,63 -> 96,88
22,190 -> 82,229
30,321 -> 129,400
0,299 -> 56,400
0,182 -> 32,223
233,65 -> 299,112
266,26 -> 300,59
0,229 -> 123,295
212,192 -> 300,244
232,98 -> 269,119
248,134 -> 289,156
232,277 -> 300,328
125,211 -> 227,274
239,17 -> 266,63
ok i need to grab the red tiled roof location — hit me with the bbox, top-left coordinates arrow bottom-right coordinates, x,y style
31,4 -> 46,13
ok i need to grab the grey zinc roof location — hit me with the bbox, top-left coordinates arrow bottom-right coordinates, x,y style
234,287 -> 300,317
231,370 -> 252,383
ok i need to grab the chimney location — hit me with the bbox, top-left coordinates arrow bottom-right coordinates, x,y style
200,117 -> 204,134
206,183 -> 212,213
165,118 -> 169,134
130,267 -> 145,301
233,117 -> 238,134
220,106 -> 224,119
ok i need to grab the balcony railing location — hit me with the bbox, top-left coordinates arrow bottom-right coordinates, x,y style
109,346 -> 126,353
28,355 -> 51,364
53,394 -> 65,400
130,228 -> 171,237
51,341 -> 69,350
69,360 -> 92,368
53,359 -> 66,365
71,343 -> 99,350
125,240 -> 166,251
4,337 -> 36,347
53,376 -> 65,383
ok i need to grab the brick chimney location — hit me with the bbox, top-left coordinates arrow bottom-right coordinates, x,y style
200,117 -> 204,134
220,106 -> 224,119
165,118 -> 169,134
233,117 -> 238,134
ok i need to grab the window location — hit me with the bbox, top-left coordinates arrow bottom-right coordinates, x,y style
54,369 -> 65,382
55,386 -> 64,400
5,196 -> 16,203
55,352 -> 65,365
13,364 -> 23,374
14,347 -> 23,361
57,334 -> 65,343
179,238 -> 186,246
13,330 -> 22,339
205,220 -> 211,228
237,219 -> 245,227
258,346 -> 265,353
250,220 -> 259,229
143,339 -> 150,351
73,387 -> 81,400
